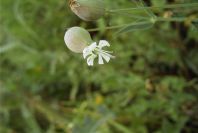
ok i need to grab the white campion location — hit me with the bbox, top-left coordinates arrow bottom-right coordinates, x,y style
83,40 -> 115,66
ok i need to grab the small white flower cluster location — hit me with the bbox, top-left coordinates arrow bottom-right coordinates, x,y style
83,40 -> 115,66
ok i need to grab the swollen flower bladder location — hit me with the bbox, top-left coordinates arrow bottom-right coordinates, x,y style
64,27 -> 92,53
83,40 -> 115,66
69,0 -> 105,21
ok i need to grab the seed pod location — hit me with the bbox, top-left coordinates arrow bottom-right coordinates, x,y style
64,27 -> 93,53
69,0 -> 105,21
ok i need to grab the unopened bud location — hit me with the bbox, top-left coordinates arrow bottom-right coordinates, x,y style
69,0 -> 105,21
64,27 -> 93,53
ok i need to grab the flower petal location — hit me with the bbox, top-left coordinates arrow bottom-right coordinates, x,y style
100,53 -> 110,63
83,42 -> 97,59
98,54 -> 104,64
98,40 -> 110,49
89,42 -> 97,51
87,57 -> 94,66
83,47 -> 91,59
83,40 -> 114,66
87,54 -> 97,66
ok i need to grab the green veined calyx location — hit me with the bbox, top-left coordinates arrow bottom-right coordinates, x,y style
69,0 -> 106,21
64,27 -> 93,53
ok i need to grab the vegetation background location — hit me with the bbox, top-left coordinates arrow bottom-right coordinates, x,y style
0,0 -> 198,133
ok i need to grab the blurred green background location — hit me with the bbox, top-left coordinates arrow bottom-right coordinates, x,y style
0,0 -> 198,133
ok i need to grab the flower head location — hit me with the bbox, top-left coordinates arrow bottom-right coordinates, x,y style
83,40 -> 115,66
69,0 -> 105,21
64,27 -> 114,66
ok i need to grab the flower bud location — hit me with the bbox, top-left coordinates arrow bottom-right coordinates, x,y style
69,0 -> 105,21
64,27 -> 93,53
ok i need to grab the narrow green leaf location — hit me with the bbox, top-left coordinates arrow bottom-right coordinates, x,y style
192,19 -> 198,31
109,121 -> 132,133
73,113 -> 114,133
135,0 -> 156,17
21,105 -> 42,133
115,21 -> 153,36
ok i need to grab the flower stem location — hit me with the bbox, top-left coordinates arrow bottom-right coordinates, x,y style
87,16 -> 192,32
157,17 -> 186,22
87,23 -> 132,32
109,3 -> 198,12
108,11 -> 149,20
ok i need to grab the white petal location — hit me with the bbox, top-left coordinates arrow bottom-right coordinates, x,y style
83,47 -> 89,54
83,42 -> 97,60
83,47 -> 91,59
104,52 -> 115,59
98,40 -> 110,49
83,52 -> 90,59
87,54 -> 97,66
100,53 -> 110,63
99,49 -> 113,54
87,57 -> 94,66
89,42 -> 97,51
98,54 -> 104,64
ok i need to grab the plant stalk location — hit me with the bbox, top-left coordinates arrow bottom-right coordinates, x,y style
109,3 -> 198,12
87,16 -> 190,32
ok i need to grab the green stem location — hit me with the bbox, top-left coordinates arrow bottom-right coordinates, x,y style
88,21 -> 151,32
157,17 -> 186,22
109,11 -> 149,20
109,3 -> 198,12
87,23 -> 132,32
87,16 -> 190,32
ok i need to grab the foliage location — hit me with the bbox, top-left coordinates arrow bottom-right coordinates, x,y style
0,0 -> 198,133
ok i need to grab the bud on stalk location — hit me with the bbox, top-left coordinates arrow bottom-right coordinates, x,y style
69,0 -> 105,21
64,27 -> 93,53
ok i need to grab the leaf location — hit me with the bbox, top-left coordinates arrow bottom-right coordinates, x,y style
109,121 -> 132,133
151,0 -> 166,6
192,19 -> 198,31
162,117 -> 187,133
184,57 -> 198,75
72,112 -> 114,133
115,21 -> 153,36
0,43 -> 18,54
21,105 -> 42,133
133,0 -> 156,17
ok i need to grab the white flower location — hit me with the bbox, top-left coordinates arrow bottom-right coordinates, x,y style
83,40 -> 115,66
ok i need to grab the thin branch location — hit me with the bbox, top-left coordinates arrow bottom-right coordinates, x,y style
109,3 -> 198,12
